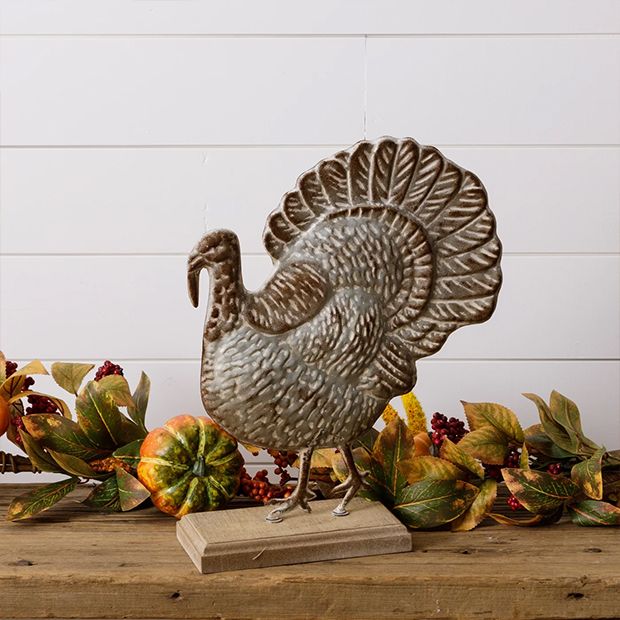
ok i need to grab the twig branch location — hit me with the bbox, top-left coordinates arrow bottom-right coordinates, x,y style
0,451 -> 40,474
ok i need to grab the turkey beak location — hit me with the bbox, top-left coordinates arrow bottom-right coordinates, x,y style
187,263 -> 200,308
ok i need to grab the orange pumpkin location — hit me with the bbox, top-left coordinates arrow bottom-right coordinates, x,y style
138,415 -> 243,518
0,397 -> 10,437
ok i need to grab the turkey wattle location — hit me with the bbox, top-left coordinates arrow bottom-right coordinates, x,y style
188,137 -> 502,521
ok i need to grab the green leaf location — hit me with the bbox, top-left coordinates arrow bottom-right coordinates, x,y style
549,391 -> 599,455
394,479 -> 479,528
355,427 -> 379,454
97,374 -> 135,408
76,381 -> 143,448
523,393 -> 579,455
126,372 -> 150,430
398,455 -> 464,484
568,500 -> 620,526
83,476 -> 122,512
23,414 -> 106,460
457,426 -> 509,465
6,478 -> 78,521
571,447 -> 606,500
51,362 -> 94,395
502,468 -> 578,514
120,417 -> 147,442
48,449 -> 101,479
523,424 -> 574,460
76,381 -> 123,447
115,467 -> 151,512
113,439 -> 144,470
371,417 -> 416,502
461,401 -> 524,443
439,438 -> 485,479
18,430 -> 62,473
452,479 -> 498,531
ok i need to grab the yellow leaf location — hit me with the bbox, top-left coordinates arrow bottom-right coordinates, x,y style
398,455 -> 464,484
381,403 -> 399,426
310,448 -> 338,470
9,360 -> 48,378
440,438 -> 485,479
451,479 -> 498,531
402,392 -> 427,434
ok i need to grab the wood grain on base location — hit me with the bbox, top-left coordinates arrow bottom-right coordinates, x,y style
177,498 -> 412,573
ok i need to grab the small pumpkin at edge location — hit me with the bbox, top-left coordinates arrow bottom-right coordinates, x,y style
138,414 -> 243,518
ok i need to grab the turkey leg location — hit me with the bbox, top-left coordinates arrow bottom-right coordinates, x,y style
331,444 -> 366,517
265,447 -> 315,523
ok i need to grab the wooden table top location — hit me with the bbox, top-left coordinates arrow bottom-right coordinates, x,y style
1,483 -> 619,619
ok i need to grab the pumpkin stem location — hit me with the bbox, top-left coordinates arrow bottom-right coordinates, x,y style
192,456 -> 207,477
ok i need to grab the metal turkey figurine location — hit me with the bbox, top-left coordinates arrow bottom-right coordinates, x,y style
188,137 -> 502,522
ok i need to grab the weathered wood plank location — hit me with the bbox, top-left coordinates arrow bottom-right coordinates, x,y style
1,484 -> 618,619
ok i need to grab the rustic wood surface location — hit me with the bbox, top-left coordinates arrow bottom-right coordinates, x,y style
1,484 -> 619,620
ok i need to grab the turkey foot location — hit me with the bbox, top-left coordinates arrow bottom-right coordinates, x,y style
331,444 -> 366,517
265,447 -> 314,523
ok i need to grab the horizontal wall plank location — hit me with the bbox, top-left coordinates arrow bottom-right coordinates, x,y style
367,37 -> 620,145
1,1 -> 618,35
0,38 -> 364,146
2,358 -> 617,483
1,255 -> 618,360
2,147 -> 618,255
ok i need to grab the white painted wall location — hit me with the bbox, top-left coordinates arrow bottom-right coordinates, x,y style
1,1 -> 619,482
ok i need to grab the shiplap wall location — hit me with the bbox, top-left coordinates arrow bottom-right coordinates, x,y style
1,1 -> 619,482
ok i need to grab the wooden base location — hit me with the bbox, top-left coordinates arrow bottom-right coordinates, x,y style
177,498 -> 412,573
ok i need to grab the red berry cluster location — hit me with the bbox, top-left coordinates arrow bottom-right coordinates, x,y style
95,361 -> 124,381
4,360 -> 49,446
547,462 -> 562,475
5,360 -> 18,378
4,360 -> 34,390
239,468 -> 292,504
26,395 -> 60,415
268,449 -> 296,483
507,494 -> 523,511
430,412 -> 468,446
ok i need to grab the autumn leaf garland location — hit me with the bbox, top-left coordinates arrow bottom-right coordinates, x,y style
328,391 -> 620,529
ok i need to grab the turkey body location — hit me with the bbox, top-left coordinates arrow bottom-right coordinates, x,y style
190,137 -> 502,454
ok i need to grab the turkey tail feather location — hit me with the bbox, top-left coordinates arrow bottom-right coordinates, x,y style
262,136 -> 502,398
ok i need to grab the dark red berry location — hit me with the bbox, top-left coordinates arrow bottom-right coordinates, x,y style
547,463 -> 562,475
507,495 -> 523,511
505,447 -> 521,468
484,464 -> 503,480
94,361 -> 124,381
